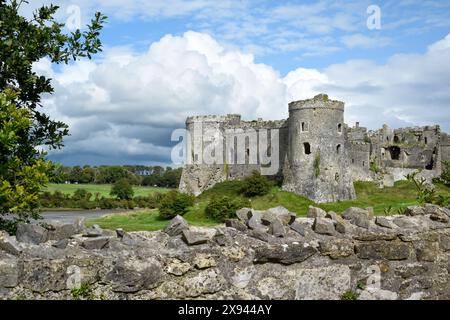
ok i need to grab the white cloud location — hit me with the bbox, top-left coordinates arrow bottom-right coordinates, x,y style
286,34 -> 450,129
41,32 -> 450,165
42,31 -> 288,165
341,33 -> 391,48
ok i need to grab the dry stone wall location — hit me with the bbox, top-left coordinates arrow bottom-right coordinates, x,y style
1,204 -> 450,300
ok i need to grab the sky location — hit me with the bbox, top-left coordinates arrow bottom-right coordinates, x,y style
21,0 -> 450,166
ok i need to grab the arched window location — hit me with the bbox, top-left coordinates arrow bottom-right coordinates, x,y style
303,142 -> 311,155
336,144 -> 341,154
337,123 -> 342,133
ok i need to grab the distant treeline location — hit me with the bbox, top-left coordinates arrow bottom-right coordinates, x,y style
50,165 -> 182,188
39,189 -> 164,210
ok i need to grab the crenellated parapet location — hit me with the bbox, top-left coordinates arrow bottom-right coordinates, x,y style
288,94 -> 345,112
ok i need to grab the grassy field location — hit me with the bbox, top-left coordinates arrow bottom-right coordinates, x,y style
87,207 -> 218,231
45,183 -> 171,198
88,179 -> 450,231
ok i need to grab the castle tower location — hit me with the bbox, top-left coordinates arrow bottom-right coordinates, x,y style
282,94 -> 356,203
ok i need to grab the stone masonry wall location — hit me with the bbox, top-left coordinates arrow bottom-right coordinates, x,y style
1,204 -> 449,300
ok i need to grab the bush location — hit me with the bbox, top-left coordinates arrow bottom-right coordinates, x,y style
71,283 -> 96,300
406,172 -> 436,204
72,189 -> 92,201
79,199 -> 96,210
98,197 -> 118,209
240,171 -> 272,197
440,161 -> 450,187
158,190 -> 195,220
205,196 -> 250,222
341,290 -> 359,300
370,160 -> 380,174
110,179 -> 134,200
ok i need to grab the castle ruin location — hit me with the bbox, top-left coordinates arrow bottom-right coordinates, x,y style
179,94 -> 450,203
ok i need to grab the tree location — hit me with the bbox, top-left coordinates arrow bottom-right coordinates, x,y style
158,190 -> 195,220
80,166 -> 95,184
205,196 -> 250,222
240,171 -> 272,197
69,166 -> 83,183
110,179 -> 134,200
0,90 -> 53,233
0,1 -> 106,232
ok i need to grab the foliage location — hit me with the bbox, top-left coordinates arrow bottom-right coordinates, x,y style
89,180 -> 450,231
356,282 -> 366,290
45,183 -> 170,198
71,283 -> 96,300
158,190 -> 195,219
39,188 -> 164,210
0,1 -> 106,232
435,195 -> 450,207
110,179 -> 134,200
438,161 -> 450,187
341,290 -> 359,300
397,207 -> 406,215
369,159 -> 380,174
0,90 -> 54,233
240,171 -> 272,197
205,196 -> 250,222
383,206 -> 393,216
314,152 -> 321,177
49,165 -> 182,187
406,172 -> 436,204
224,160 -> 229,179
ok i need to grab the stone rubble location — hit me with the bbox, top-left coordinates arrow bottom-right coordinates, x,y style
0,204 -> 449,300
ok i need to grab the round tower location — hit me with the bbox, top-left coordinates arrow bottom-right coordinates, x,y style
282,94 -> 356,203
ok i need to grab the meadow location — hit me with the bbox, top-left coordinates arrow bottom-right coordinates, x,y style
45,183 -> 171,198
87,180 -> 450,231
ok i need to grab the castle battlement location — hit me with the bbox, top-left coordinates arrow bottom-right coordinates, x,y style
288,94 -> 345,112
186,114 -> 241,124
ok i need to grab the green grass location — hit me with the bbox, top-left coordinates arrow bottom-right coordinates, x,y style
87,208 -> 217,232
88,179 -> 450,231
45,183 -> 171,198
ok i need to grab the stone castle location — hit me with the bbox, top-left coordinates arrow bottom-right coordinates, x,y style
180,94 -> 450,203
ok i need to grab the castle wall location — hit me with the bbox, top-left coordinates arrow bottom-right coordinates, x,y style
347,142 -> 372,181
179,115 -> 288,195
367,125 -> 441,171
347,123 -> 368,142
3,205 -> 450,300
441,133 -> 450,163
